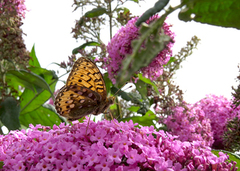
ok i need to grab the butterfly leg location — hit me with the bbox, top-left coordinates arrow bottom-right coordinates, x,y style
108,111 -> 121,128
86,115 -> 92,134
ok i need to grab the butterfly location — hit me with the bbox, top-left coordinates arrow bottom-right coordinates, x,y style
55,57 -> 115,121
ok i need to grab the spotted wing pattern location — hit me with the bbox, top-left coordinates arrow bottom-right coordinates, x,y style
55,57 -> 114,121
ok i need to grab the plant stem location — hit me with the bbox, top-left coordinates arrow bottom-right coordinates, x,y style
108,0 -> 113,39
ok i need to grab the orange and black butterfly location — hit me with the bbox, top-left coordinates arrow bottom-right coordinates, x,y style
55,57 -> 115,121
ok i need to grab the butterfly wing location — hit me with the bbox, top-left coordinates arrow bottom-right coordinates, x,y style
55,57 -> 113,121
66,57 -> 107,101
55,85 -> 102,121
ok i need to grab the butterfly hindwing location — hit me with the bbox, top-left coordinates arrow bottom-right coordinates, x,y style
55,85 -> 102,120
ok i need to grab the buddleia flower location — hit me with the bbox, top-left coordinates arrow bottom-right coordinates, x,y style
105,15 -> 175,84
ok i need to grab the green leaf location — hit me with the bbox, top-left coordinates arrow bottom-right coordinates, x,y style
120,110 -> 156,128
6,71 -> 37,92
127,106 -> 140,112
0,161 -> 3,169
116,7 -> 130,14
20,69 -> 57,115
128,0 -> 139,3
103,73 -> 113,95
43,103 -> 58,113
6,70 -> 53,97
29,67 -> 58,83
0,97 -> 20,130
136,0 -> 170,26
179,0 -> 240,30
137,105 -> 149,115
116,22 -> 170,85
111,86 -> 151,115
85,7 -> 107,18
78,17 -> 84,26
29,45 -> 41,67
111,87 -> 140,103
138,74 -> 160,95
135,79 -> 147,99
212,149 -> 240,168
72,41 -> 101,54
164,56 -> 176,66
19,105 -> 64,128
5,76 -> 22,98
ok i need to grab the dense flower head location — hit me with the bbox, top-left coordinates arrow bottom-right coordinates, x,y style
164,104 -> 214,147
0,0 -> 27,18
164,94 -> 240,149
105,15 -> 175,84
0,118 -> 237,171
196,94 -> 240,149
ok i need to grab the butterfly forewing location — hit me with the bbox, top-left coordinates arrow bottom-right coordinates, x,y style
66,57 -> 107,101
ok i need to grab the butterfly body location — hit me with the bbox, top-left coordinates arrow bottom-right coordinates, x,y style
55,57 -> 114,121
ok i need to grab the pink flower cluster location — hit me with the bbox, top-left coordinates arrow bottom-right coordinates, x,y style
0,119 -> 237,171
164,104 -> 214,147
196,94 -> 240,149
0,0 -> 27,18
164,95 -> 240,149
105,15 -> 175,84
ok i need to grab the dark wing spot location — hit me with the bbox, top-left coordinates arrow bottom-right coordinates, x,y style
94,79 -> 101,82
93,72 -> 100,75
96,87 -> 104,90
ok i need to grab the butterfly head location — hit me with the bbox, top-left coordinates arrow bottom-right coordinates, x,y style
107,96 -> 115,105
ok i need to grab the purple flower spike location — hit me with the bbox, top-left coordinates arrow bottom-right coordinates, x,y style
105,15 -> 175,84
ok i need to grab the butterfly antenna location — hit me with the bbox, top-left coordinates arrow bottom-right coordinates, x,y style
86,115 -> 91,134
